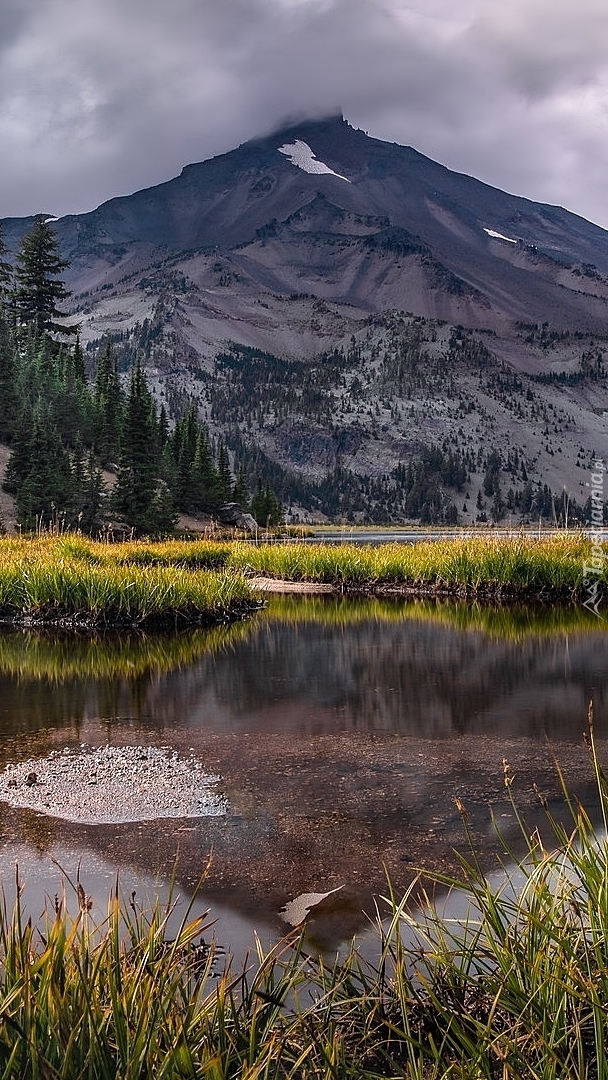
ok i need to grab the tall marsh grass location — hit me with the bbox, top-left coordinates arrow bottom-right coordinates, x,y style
0,536 -> 254,627
3,711 -> 608,1077
53,532 -> 593,595
0,532 -> 600,626
231,534 -> 598,596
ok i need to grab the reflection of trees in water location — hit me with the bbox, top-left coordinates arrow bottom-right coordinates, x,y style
0,622 -> 256,741
0,603 -> 605,745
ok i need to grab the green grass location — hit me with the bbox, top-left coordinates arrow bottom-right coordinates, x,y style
229,533 -> 601,597
3,710 -> 608,1076
265,535 -> 600,596
0,537 -> 255,628
58,533 -> 595,596
0,531 -> 602,626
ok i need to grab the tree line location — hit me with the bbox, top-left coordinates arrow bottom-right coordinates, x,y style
0,218 -> 283,534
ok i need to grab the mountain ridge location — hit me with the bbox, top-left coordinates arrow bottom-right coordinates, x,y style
5,113 -> 608,280
2,114 -> 607,524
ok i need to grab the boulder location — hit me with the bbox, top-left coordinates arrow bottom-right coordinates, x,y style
238,513 -> 259,533
215,504 -> 258,532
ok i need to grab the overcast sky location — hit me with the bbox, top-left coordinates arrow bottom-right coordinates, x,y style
2,0 -> 608,228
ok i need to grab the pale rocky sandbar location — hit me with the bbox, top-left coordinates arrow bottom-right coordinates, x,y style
0,745 -> 227,824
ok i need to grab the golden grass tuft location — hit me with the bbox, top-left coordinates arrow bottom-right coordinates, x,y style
0,535 -> 254,628
0,532 -> 602,627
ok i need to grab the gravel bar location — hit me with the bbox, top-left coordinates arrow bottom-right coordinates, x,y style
0,745 -> 227,823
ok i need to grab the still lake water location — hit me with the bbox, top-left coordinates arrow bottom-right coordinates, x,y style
0,595 -> 606,956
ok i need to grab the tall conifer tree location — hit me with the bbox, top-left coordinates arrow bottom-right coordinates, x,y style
191,427 -> 220,511
94,342 -> 123,463
232,465 -> 249,510
0,225 -> 13,316
13,401 -> 73,528
113,361 -> 175,534
216,443 -> 233,505
0,316 -> 18,442
14,216 -> 76,337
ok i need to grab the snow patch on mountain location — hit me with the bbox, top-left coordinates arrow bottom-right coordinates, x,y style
483,227 -> 518,244
278,140 -> 351,183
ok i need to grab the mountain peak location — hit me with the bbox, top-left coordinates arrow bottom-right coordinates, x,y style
6,113 -> 605,528
243,111 -> 351,154
261,110 -> 347,137
6,111 -> 608,335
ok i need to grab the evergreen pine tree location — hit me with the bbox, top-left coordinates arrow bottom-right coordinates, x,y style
251,480 -> 283,527
50,341 -> 94,448
71,333 -> 86,384
232,465 -> 249,510
0,224 -> 13,316
191,427 -> 220,511
216,442 -> 233,505
34,333 -> 56,387
14,216 -> 76,338
69,436 -> 86,523
3,402 -> 35,495
14,402 -> 73,528
0,316 -> 18,442
113,361 -> 174,534
491,487 -> 504,522
158,404 -> 169,448
94,342 -> 123,464
171,405 -> 198,511
76,450 -> 107,534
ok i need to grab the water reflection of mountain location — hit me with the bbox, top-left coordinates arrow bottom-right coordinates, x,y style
186,617 -> 606,740
0,598 -> 605,948
0,601 -> 605,742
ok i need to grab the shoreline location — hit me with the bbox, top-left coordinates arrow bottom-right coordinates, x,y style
0,534 -> 597,625
0,598 -> 261,631
0,581 -> 581,625
250,576 -> 578,601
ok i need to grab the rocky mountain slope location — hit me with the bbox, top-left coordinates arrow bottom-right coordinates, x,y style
3,114 -> 608,522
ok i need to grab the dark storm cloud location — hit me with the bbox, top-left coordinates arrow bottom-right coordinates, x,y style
1,0 -> 607,227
